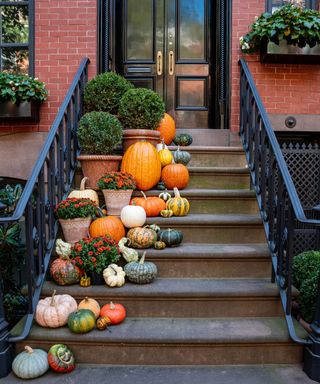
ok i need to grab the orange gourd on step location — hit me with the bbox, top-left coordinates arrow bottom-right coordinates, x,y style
121,142 -> 161,191
89,216 -> 125,242
161,163 -> 189,190
131,191 -> 166,217
156,113 -> 176,145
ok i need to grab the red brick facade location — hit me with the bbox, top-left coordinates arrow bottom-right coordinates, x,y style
1,0 -> 320,133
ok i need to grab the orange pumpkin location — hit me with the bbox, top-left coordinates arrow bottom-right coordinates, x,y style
89,216 -> 125,242
121,142 -> 161,191
161,164 -> 189,190
131,191 -> 166,217
156,113 -> 176,145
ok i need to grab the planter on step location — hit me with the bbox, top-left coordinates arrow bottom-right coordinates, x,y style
87,271 -> 105,285
59,217 -> 92,244
122,129 -> 160,152
102,189 -> 133,216
0,100 -> 40,121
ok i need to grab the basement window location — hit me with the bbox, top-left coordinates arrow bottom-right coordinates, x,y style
267,0 -> 320,12
0,0 -> 34,75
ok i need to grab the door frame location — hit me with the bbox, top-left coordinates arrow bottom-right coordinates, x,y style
98,0 -> 231,129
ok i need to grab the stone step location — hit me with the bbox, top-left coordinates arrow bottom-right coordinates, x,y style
168,146 -> 247,167
18,317 -> 305,365
188,167 -> 250,189
146,214 -> 265,243
174,128 -> 242,147
42,278 -> 282,318
133,189 -> 258,214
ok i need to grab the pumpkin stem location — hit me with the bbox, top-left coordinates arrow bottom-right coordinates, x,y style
50,290 -> 57,306
80,177 -> 89,191
110,301 -> 115,310
24,346 -> 34,354
140,191 -> 147,200
109,265 -> 118,275
173,187 -> 180,198
161,138 -> 165,149
96,206 -> 105,217
177,145 -> 180,152
139,251 -> 146,264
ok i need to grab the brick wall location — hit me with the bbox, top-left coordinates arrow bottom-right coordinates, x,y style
0,0 -> 97,133
231,0 -> 320,131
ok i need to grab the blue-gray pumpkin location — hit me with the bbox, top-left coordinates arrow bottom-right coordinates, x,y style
173,146 -> 191,166
12,346 -> 49,379
157,228 -> 183,247
124,252 -> 158,284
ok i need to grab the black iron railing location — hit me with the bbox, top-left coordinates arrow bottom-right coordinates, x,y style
239,58 -> 320,381
0,58 -> 89,377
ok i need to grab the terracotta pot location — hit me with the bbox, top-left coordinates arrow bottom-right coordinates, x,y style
102,189 -> 133,216
59,217 -> 92,244
122,129 -> 160,152
78,155 -> 123,189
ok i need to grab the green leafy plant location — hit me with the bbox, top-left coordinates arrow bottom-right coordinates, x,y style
55,198 -> 97,220
71,236 -> 120,274
0,72 -> 48,104
240,3 -> 320,53
0,184 -> 23,216
97,172 -> 136,190
118,88 -> 165,130
78,111 -> 123,155
84,72 -> 133,114
299,272 -> 319,323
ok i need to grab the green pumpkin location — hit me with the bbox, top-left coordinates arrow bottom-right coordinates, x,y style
12,346 -> 49,379
156,181 -> 166,190
127,226 -> 158,249
68,309 -> 96,334
173,146 -> 191,165
157,228 -> 183,247
124,252 -> 158,284
173,133 -> 193,146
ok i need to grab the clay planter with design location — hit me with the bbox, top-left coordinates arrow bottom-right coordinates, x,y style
59,217 -> 92,244
77,155 -> 122,189
122,129 -> 160,152
102,189 -> 133,216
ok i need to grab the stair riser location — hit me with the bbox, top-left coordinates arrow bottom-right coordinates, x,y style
189,173 -> 250,189
189,153 -> 247,167
157,225 -> 265,243
187,198 -> 258,214
17,342 -> 302,365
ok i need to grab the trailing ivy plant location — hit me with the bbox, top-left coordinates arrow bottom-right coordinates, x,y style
240,3 -> 320,53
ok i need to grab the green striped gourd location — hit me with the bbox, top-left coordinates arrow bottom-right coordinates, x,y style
166,187 -> 190,216
68,309 -> 96,334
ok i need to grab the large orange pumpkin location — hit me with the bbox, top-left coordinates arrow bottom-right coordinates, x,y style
156,113 -> 176,145
161,163 -> 189,190
121,142 -> 161,191
89,216 -> 125,242
131,191 -> 166,217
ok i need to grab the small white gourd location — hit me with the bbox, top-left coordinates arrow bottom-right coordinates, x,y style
103,264 -> 126,287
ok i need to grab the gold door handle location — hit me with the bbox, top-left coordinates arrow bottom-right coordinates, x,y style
169,50 -> 174,76
157,51 -> 163,76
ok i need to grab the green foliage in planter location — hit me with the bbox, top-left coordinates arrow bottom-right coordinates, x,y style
118,88 -> 165,130
0,184 -> 23,215
0,72 -> 48,104
240,4 -> 320,53
3,290 -> 28,326
84,72 -> 133,114
292,250 -> 320,290
299,272 -> 319,323
78,111 -> 123,155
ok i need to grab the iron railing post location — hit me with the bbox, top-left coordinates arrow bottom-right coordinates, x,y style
0,291 -> 13,377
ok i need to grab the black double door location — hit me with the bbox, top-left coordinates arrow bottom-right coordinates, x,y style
114,0 -> 213,129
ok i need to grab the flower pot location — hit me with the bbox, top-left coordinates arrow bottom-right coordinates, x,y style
102,189 -> 133,216
59,217 -> 92,244
0,100 -> 40,121
87,271 -> 105,285
122,129 -> 161,152
77,155 -> 123,189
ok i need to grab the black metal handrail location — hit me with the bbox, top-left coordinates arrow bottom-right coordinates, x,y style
239,58 -> 320,347
0,58 -> 89,346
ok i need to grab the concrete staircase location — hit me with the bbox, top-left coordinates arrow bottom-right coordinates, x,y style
16,137 -> 305,367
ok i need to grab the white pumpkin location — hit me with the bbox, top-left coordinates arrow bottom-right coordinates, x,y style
118,237 -> 139,262
68,177 -> 99,205
103,264 -> 126,287
35,290 -> 77,328
12,346 -> 49,379
120,205 -> 146,228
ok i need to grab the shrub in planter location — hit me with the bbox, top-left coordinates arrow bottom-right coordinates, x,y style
84,72 -> 133,114
119,88 -> 165,130
299,272 -> 319,323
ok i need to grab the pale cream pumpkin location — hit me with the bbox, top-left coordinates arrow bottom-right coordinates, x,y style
68,177 -> 99,205
120,205 -> 146,228
35,290 -> 77,328
78,297 -> 100,319
103,264 -> 126,287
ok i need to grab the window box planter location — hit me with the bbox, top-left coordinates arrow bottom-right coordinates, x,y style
260,40 -> 320,64
0,100 -> 40,121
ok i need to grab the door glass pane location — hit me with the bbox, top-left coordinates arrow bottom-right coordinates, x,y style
178,0 -> 205,60
2,47 -> 29,73
1,5 -> 29,43
126,0 -> 153,61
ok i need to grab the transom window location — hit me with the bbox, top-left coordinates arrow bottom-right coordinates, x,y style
267,0 -> 320,12
0,0 -> 33,75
